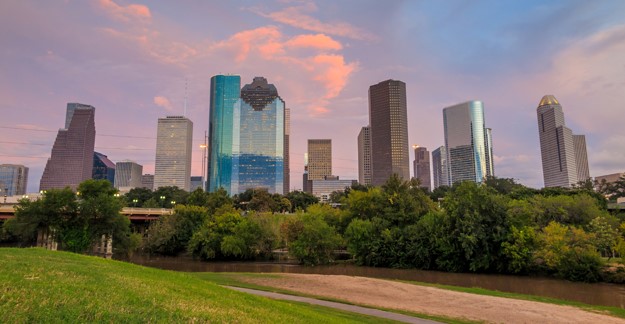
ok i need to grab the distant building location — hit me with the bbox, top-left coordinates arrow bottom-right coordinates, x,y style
369,80 -> 410,185
537,95 -> 589,188
154,116 -> 193,191
310,176 -> 357,203
307,139 -> 332,181
413,146 -> 431,191
92,152 -> 115,184
443,101 -> 494,184
431,146 -> 449,189
114,161 -> 143,190
40,103 -> 96,191
208,75 -> 287,195
190,176 -> 203,191
141,174 -> 154,191
357,126 -> 372,186
0,164 -> 29,196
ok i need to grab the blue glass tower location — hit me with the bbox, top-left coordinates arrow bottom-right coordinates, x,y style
443,101 -> 494,184
208,76 -> 286,195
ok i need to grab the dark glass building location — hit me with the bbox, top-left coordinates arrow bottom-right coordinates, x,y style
92,152 -> 116,184
208,76 -> 288,195
40,103 -> 96,191
369,80 -> 410,186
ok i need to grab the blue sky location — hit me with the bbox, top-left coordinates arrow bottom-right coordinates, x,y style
1,0 -> 624,192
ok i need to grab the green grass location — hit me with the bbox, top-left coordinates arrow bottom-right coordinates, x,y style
0,248 -> 397,323
194,272 -> 477,324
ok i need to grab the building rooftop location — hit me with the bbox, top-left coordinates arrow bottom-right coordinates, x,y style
538,95 -> 560,107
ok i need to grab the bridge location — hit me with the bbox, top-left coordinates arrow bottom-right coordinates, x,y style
0,205 -> 172,222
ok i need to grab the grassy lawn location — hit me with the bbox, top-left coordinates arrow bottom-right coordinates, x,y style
0,248 -> 396,323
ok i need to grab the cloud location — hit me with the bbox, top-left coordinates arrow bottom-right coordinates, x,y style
97,0 -> 151,22
214,26 -> 283,62
285,34 -> 342,50
310,54 -> 358,99
251,2 -> 377,41
154,96 -> 174,111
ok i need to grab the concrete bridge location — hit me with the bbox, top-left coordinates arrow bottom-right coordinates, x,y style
0,205 -> 172,222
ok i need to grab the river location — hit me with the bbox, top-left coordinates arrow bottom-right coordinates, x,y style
120,254 -> 625,309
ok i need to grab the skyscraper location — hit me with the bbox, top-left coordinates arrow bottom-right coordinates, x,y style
154,116 -> 193,191
357,126 -> 372,186
284,108 -> 291,194
431,146 -> 449,189
92,152 -> 116,184
40,103 -> 96,191
413,145 -> 431,191
114,161 -> 143,190
537,95 -> 589,188
369,80 -> 410,186
443,101 -> 494,184
208,76 -> 287,195
307,139 -> 332,180
0,164 -> 29,196
141,174 -> 154,190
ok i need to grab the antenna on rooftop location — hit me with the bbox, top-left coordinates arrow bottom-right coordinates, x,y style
184,78 -> 188,117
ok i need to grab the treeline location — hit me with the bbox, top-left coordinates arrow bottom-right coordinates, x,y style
3,176 -> 625,283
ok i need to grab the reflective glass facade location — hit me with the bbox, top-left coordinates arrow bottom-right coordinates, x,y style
208,76 -> 286,195
443,101 -> 493,184
208,75 -> 241,193
0,164 -> 29,196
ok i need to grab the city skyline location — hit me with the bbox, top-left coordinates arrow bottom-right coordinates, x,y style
1,1 -> 624,193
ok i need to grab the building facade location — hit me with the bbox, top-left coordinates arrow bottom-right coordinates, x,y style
369,80 -> 410,186
413,146 -> 431,191
0,164 -> 29,196
443,101 -> 494,184
431,146 -> 449,189
357,126 -> 372,186
154,116 -> 193,191
208,76 -> 287,195
307,139 -> 332,181
40,103 -> 96,191
92,152 -> 116,184
537,95 -> 589,188
190,176 -> 203,191
310,177 -> 357,203
114,161 -> 143,190
141,174 -> 154,190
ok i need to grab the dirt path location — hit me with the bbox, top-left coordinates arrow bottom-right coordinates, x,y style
233,273 -> 625,324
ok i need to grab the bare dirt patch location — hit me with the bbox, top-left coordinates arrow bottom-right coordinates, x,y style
235,273 -> 624,324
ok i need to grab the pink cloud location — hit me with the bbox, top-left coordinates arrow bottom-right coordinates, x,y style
252,3 -> 376,41
214,26 -> 283,62
154,96 -> 174,111
285,34 -> 342,50
310,54 -> 358,99
97,0 -> 151,22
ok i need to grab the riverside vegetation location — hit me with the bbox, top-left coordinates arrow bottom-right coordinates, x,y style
3,175 -> 625,283
0,248 -> 394,323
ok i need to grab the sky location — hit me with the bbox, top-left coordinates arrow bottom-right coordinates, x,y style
1,0 -> 625,193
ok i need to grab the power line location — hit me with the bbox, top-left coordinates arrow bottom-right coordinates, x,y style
0,125 -> 207,142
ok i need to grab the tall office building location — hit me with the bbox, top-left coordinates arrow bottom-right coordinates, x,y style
413,145 -> 431,191
307,139 -> 332,180
443,101 -> 494,184
537,95 -> 589,188
431,146 -> 449,189
92,152 -> 116,184
114,161 -> 143,189
284,108 -> 290,194
40,103 -> 96,191
190,176 -> 203,191
154,116 -> 193,191
208,75 -> 287,195
357,126 -> 372,186
141,174 -> 154,190
0,164 -> 29,196
369,80 -> 410,186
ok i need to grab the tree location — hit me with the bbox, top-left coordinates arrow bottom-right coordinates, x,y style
144,205 -> 209,255
501,226 -> 539,274
153,186 -> 189,208
186,188 -> 209,207
285,191 -> 319,212
288,214 -> 342,265
124,187 -> 153,207
588,215 -> 619,258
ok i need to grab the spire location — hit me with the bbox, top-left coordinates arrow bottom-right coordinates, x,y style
538,95 -> 559,107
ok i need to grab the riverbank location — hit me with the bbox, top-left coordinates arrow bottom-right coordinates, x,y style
197,272 -> 625,324
0,248 -> 393,323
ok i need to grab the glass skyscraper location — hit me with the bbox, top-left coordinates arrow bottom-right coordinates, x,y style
92,152 -> 116,184
154,116 -> 193,191
0,164 -> 29,196
208,76 -> 287,195
443,101 -> 494,184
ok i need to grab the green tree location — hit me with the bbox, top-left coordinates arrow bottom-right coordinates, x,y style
153,186 -> 189,208
186,188 -> 209,207
285,191 -> 319,212
501,226 -> 539,274
588,215 -> 619,258
288,214 -> 342,265
144,205 -> 209,255
124,187 -> 153,207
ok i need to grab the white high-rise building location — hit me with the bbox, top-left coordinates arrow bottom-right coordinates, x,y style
358,126 -> 372,186
114,161 -> 143,190
537,95 -> 589,188
154,116 -> 193,191
443,101 -> 494,184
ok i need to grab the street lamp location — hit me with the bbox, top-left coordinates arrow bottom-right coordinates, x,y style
3,188 -> 7,205
160,195 -> 165,208
171,200 -> 176,208
132,198 -> 138,207
200,130 -> 208,191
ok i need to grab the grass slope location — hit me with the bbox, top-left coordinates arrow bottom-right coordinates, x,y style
0,248 -> 394,323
